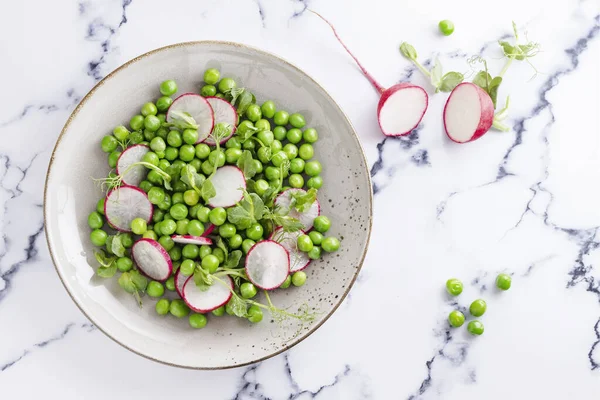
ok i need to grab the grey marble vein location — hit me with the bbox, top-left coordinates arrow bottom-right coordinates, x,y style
291,0 -> 309,19
589,318 -> 600,370
253,0 -> 266,28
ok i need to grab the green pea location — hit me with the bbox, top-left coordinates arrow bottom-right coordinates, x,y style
168,246 -> 182,261
496,273 -> 512,290
189,159 -> 202,172
308,231 -> 323,246
256,129 -> 274,145
271,140 -> 283,153
246,223 -> 264,241
167,130 -> 183,147
283,144 -> 298,160
219,223 -> 237,238
107,150 -> 121,168
113,125 -> 130,141
273,126 -> 287,141
158,235 -> 175,251
201,160 -> 213,175
438,20 -> 455,36
321,237 -> 340,252
88,211 -> 103,229
160,80 -> 178,96
307,176 -> 323,189
289,113 -> 306,128
195,142 -> 211,159
139,181 -> 152,193
101,135 -> 118,153
209,150 -> 226,167
271,151 -> 288,167
129,131 -> 144,144
156,96 -> 173,112
90,229 -> 108,246
204,68 -> 220,85
202,254 -> 220,273
189,313 -> 208,328
130,115 -> 144,131
152,210 -> 165,224
169,299 -> 190,318
448,310 -> 465,327
243,139 -> 256,151
252,159 -> 263,174
165,147 -> 179,161
467,320 -> 484,335
242,239 -> 255,254
305,160 -> 322,176
297,234 -> 313,252
445,278 -> 463,296
199,245 -> 212,259
143,230 -> 158,240
248,305 -> 263,323
254,179 -> 270,196
212,248 -> 225,264
292,271 -> 307,287
286,128 -> 302,144
170,203 -> 188,221
255,119 -> 271,132
201,84 -> 217,97
120,233 -> 133,248
130,218 -> 147,235
261,101 -> 276,118
197,207 -> 211,222
240,282 -> 258,299
313,216 -> 331,233
237,120 -> 255,134
178,145 -> 194,162
176,219 -> 189,235
212,306 -> 225,316
184,220 -> 202,237
469,299 -> 487,317
165,276 -> 176,291
257,147 -> 270,164
148,187 -> 165,205
182,244 -> 199,259
215,93 -> 225,99
286,159 -> 303,175
142,151 -> 160,166
288,174 -> 304,189
307,246 -> 321,260
209,207 -> 227,226
161,219 -> 177,235
143,128 -> 157,141
245,104 -> 262,122
173,181 -> 188,193
303,128 -> 318,143
280,275 -> 292,289
96,198 -> 105,215
229,234 -> 243,249
141,102 -> 158,117
273,110 -> 289,126
150,137 -> 166,153
180,259 -> 195,276
226,137 -> 242,149
116,257 -> 133,272
156,299 -> 170,315
147,281 -> 165,297
298,143 -> 314,160
144,115 -> 161,132
218,77 -> 236,93
182,129 -> 199,145
182,190 -> 198,207
225,148 -> 243,164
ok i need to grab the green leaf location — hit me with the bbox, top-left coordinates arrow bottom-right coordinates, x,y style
236,90 -> 254,116
488,76 -> 503,108
499,41 -> 516,57
118,272 -> 136,294
168,110 -> 198,130
472,71 -> 492,91
430,58 -> 443,90
399,42 -> 418,60
264,209 -> 304,233
439,72 -> 464,92
236,150 -> 258,179
111,235 -> 126,257
211,122 -> 233,144
225,250 -> 243,269
193,267 -> 212,290
130,270 -> 148,292
261,185 -> 278,206
228,294 -> 249,318
216,237 -> 229,260
249,193 -> 265,220
97,264 -> 117,278
227,205 -> 254,229
94,250 -> 114,267
201,179 -> 216,202
290,188 -> 318,213
180,164 -> 205,193
226,87 -> 245,105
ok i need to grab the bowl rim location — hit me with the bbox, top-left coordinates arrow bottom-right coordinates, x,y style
44,40 -> 373,370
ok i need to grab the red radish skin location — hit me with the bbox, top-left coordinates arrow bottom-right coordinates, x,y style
203,224 -> 215,237
183,275 -> 234,313
270,228 -> 311,272
104,185 -> 153,232
312,10 -> 428,136
274,188 -> 320,231
116,144 -> 150,187
171,235 -> 213,246
443,83 -> 494,143
131,238 -> 173,282
245,240 -> 290,290
207,165 -> 246,208
174,269 -> 190,298
167,93 -> 214,143
204,97 -> 237,146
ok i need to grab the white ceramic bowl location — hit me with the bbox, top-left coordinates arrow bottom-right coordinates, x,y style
44,41 -> 372,369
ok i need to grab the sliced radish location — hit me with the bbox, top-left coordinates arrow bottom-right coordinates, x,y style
207,166 -> 245,208
167,93 -> 214,143
444,82 -> 494,143
245,240 -> 290,290
312,11 -> 427,136
183,275 -> 233,313
203,223 -> 215,237
270,227 -> 311,272
116,144 -> 150,187
131,239 -> 172,282
204,97 -> 237,146
378,83 -> 428,136
104,185 -> 153,232
274,188 -> 320,230
175,268 -> 190,298
171,235 -> 213,246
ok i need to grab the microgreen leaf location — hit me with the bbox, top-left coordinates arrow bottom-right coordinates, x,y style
472,71 -> 492,91
226,87 -> 245,105
488,76 -> 503,108
97,263 -> 117,278
216,237 -> 229,261
290,188 -> 317,213
439,72 -> 464,92
180,164 -> 205,194
228,292 -> 249,318
118,272 -> 136,293
227,205 -> 254,229
201,179 -> 216,203
399,42 -> 418,60
111,234 -> 126,257
193,266 -> 213,290
236,150 -> 258,179
236,90 -> 254,116
94,250 -> 117,278
130,270 -> 148,292
225,250 -> 243,269
168,110 -> 198,130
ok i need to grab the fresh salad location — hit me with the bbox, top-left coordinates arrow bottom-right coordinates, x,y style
87,68 -> 341,329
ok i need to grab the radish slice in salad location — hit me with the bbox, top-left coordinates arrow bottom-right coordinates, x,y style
270,227 -> 311,272
183,275 -> 233,313
171,235 -> 213,246
116,144 -> 150,187
274,188 -> 320,230
131,239 -> 172,282
203,223 -> 216,237
104,185 -> 153,232
204,97 -> 237,145
245,240 -> 290,290
166,93 -> 214,143
207,165 -> 246,208
175,268 -> 190,298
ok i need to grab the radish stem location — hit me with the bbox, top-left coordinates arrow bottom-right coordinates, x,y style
310,10 -> 386,94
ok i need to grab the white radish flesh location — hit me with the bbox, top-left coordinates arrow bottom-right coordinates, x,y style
207,166 -> 246,208
245,240 -> 290,290
270,228 -> 311,272
378,84 -> 429,136
171,235 -> 213,246
175,268 -> 190,298
104,185 -> 153,232
274,188 -> 320,231
131,239 -> 172,282
183,275 -> 233,313
204,97 -> 237,146
116,144 -> 150,187
167,93 -> 214,143
444,82 -> 494,143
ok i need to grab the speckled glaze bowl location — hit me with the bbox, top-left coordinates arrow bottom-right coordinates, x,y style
44,41 -> 372,369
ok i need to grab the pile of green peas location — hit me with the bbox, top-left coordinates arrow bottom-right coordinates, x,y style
91,67 -> 340,329
445,274 -> 512,335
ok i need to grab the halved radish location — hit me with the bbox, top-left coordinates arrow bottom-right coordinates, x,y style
443,82 -> 494,143
274,188 -> 320,230
104,185 -> 153,232
175,268 -> 190,298
131,239 -> 172,282
116,144 -> 150,187
312,11 -> 427,136
208,166 -> 245,208
183,275 -> 233,313
204,97 -> 237,146
245,240 -> 290,290
166,93 -> 214,143
270,227 -> 311,272
203,223 -> 215,237
171,235 -> 213,246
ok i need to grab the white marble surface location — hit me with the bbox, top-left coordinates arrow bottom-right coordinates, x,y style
1,0 -> 599,398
